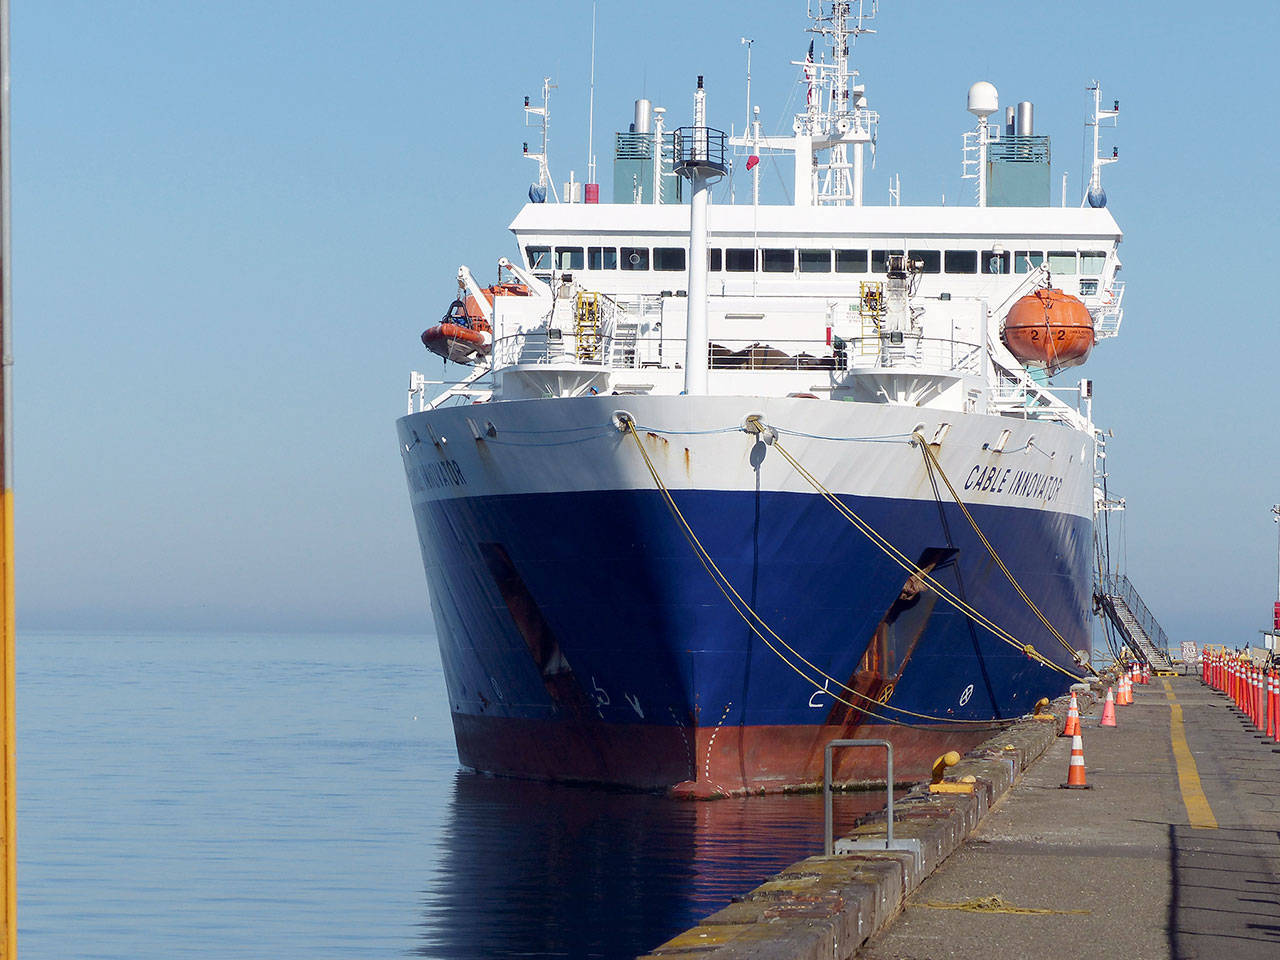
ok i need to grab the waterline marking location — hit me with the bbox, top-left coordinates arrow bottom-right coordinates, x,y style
1161,679 -> 1218,830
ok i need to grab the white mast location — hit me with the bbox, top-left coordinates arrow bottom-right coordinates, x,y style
967,82 -> 996,207
726,0 -> 878,208
800,0 -> 879,206
677,77 -> 726,396
524,77 -> 558,202
1083,81 -> 1119,208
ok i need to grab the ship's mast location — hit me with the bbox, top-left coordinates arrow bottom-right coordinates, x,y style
523,77 -> 558,203
1083,81 -> 1119,208
799,0 -> 879,206
676,78 -> 726,396
727,1 -> 878,207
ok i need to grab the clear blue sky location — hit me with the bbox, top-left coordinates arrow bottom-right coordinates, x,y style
13,1 -> 1280,641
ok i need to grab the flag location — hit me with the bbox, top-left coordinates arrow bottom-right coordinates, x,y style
805,40 -> 815,106
746,155 -> 759,171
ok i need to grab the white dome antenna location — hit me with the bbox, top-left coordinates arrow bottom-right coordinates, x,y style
963,81 -> 998,206
967,81 -> 998,119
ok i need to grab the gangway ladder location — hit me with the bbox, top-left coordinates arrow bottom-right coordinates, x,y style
1095,573 -> 1174,671
858,282 -> 885,359
575,290 -> 603,362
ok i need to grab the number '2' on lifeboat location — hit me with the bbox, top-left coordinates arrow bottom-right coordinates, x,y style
1001,288 -> 1095,375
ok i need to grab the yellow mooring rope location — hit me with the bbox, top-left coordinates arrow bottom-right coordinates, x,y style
756,425 -> 1086,684
623,419 -> 1038,727
914,895 -> 1090,916
913,436 -> 1093,673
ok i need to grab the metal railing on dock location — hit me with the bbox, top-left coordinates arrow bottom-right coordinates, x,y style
823,739 -> 922,870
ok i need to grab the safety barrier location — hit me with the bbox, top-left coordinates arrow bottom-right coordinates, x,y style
1200,650 -> 1280,743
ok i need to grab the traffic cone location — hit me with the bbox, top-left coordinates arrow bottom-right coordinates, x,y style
1117,674 -> 1131,706
1062,693 -> 1082,737
1100,687 -> 1117,727
1060,733 -> 1091,789
1142,664 -> 1151,684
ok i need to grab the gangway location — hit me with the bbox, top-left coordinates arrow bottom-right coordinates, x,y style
1095,573 -> 1174,670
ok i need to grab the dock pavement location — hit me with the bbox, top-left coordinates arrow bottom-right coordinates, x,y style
860,674 -> 1280,959
641,674 -> 1280,960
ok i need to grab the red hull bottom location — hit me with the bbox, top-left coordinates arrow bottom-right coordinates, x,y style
452,713 -> 1001,798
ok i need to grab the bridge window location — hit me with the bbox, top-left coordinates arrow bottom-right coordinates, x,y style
526,246 -> 551,270
982,251 -> 1011,275
555,247 -> 584,270
1048,251 -> 1077,275
621,247 -> 650,271
908,250 -> 941,274
725,248 -> 755,272
836,249 -> 869,273
1014,251 -> 1043,273
761,248 -> 795,273
653,247 -> 686,271
944,250 -> 978,274
588,246 -> 617,270
1080,251 -> 1107,275
708,249 -> 722,271
871,249 -> 903,273
799,249 -> 831,273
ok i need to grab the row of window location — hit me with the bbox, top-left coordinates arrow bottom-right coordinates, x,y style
527,245 -> 1108,276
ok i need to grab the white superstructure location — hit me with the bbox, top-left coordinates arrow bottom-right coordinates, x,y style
412,1 -> 1123,449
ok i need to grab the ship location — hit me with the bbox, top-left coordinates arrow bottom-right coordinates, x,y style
397,1 -> 1125,797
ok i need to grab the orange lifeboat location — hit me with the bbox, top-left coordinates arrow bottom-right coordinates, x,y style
421,299 -> 492,364
1002,288 -> 1095,374
421,280 -> 530,365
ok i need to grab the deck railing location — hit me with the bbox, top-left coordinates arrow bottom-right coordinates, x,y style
493,332 -> 984,375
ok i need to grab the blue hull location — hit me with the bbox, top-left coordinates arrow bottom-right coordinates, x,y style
407,484 -> 1091,792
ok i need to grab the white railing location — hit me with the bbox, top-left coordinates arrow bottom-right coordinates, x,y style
490,332 -> 987,378
990,377 -> 1091,429
1093,280 -> 1125,339
843,336 -> 983,375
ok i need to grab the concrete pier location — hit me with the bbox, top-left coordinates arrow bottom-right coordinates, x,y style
640,675 -> 1280,959
864,675 -> 1280,959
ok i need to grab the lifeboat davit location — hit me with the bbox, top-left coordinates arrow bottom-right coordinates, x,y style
1001,288 -> 1095,374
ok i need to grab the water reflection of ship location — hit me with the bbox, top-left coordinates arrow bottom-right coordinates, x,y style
416,772 -> 889,959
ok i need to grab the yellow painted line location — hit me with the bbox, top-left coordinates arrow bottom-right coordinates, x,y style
1162,679 -> 1218,830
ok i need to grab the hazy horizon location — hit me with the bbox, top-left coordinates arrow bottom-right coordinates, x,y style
15,0 -> 1280,645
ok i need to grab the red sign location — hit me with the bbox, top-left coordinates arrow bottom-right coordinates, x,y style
1274,601 -> 1280,630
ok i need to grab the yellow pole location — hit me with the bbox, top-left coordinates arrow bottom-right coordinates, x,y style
0,0 -> 15,953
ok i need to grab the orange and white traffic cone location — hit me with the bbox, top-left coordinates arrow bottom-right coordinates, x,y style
1062,693 -> 1082,737
1100,687 -> 1117,727
1142,664 -> 1151,684
1117,674 -> 1131,706
1060,733 -> 1091,789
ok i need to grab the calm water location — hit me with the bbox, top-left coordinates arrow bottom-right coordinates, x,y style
19,632 -> 885,959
